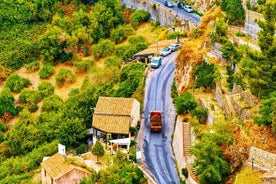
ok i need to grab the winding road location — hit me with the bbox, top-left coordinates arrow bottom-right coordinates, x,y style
142,52 -> 179,184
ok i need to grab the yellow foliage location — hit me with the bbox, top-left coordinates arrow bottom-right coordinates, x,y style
234,168 -> 262,184
199,7 -> 223,30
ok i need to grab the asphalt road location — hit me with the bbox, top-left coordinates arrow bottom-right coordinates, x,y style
142,52 -> 179,184
153,0 -> 201,26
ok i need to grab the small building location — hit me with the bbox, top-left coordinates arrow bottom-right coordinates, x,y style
92,97 -> 140,143
41,153 -> 91,184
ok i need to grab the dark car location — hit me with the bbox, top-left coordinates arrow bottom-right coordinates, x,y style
177,2 -> 185,9
164,0 -> 174,8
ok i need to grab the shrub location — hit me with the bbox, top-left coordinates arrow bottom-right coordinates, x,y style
192,29 -> 204,38
130,9 -> 150,29
76,144 -> 88,155
167,31 -> 184,39
191,107 -> 208,124
174,92 -> 197,114
4,74 -> 31,93
181,168 -> 189,178
73,59 -> 94,72
152,4 -> 157,10
92,39 -> 115,60
38,64 -> 55,79
0,121 -> 7,132
127,35 -> 146,44
55,69 -> 76,87
0,88 -> 16,117
24,60 -> 40,72
38,81 -> 54,98
115,44 -> 137,60
104,57 -> 122,68
220,0 -> 245,26
111,25 -> 134,44
19,89 -> 41,104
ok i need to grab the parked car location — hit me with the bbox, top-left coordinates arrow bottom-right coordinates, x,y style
150,57 -> 162,69
164,0 -> 174,8
183,5 -> 193,13
177,2 -> 185,9
169,43 -> 182,52
160,47 -> 172,56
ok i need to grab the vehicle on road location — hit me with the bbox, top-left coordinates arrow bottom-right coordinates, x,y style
150,57 -> 162,69
150,111 -> 162,132
177,2 -> 185,9
164,0 -> 174,8
169,43 -> 182,52
183,5 -> 193,13
160,47 -> 171,56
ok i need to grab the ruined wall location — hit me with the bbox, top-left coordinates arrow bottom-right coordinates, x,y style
189,0 -> 217,13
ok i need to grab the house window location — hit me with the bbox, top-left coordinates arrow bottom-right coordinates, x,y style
51,178 -> 53,184
44,170 -> 46,177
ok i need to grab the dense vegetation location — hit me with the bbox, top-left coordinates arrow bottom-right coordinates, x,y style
0,0 -> 150,183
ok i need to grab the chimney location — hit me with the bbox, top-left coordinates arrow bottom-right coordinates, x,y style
58,144 -> 66,155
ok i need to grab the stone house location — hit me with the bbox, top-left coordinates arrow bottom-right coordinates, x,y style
92,97 -> 140,143
41,153 -> 91,184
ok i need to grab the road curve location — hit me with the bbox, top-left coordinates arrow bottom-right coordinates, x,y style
143,52 -> 179,184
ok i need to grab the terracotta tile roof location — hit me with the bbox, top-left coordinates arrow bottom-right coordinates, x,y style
94,97 -> 135,115
92,114 -> 130,134
41,153 -> 91,180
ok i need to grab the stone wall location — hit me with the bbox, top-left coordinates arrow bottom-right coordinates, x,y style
173,116 -> 185,181
247,146 -> 276,184
121,0 -> 196,27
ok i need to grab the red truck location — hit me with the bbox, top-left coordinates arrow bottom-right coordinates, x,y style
150,111 -> 162,132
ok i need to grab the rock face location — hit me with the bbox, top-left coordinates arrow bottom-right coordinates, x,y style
189,0 -> 217,13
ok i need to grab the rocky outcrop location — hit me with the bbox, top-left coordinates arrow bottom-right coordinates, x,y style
189,0 -> 217,13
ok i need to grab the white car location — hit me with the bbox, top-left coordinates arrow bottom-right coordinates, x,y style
160,47 -> 172,56
169,44 -> 182,52
183,5 -> 193,13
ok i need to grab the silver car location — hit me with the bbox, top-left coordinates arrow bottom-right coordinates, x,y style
169,44 -> 182,52
183,5 -> 193,13
160,47 -> 172,56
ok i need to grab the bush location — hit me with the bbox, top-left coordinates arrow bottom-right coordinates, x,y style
167,31 -> 184,39
152,4 -> 157,10
104,57 -> 122,68
130,9 -> 150,29
19,89 -> 41,104
24,60 -> 40,72
192,29 -> 204,38
181,168 -> 189,178
220,0 -> 245,26
194,61 -> 216,89
73,59 -> 94,72
127,35 -> 146,45
55,68 -> 76,87
191,107 -> 208,124
38,64 -> 55,79
0,88 -> 16,117
174,92 -> 198,114
92,39 -> 115,60
38,81 -> 54,98
111,25 -> 134,44
77,144 -> 88,155
0,121 -> 7,132
115,44 -> 137,61
4,74 -> 30,93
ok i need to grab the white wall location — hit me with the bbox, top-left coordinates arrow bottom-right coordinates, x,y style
131,99 -> 140,127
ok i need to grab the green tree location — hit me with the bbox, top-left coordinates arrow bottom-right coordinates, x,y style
55,68 -> 76,86
92,141 -> 104,163
111,25 -> 134,44
41,95 -> 63,113
38,81 -> 54,98
92,39 -> 115,60
58,117 -> 87,147
220,0 -> 245,25
7,109 -> 42,156
130,9 -> 150,29
254,91 -> 276,131
190,136 -> 230,184
88,0 -> 125,43
194,61 -> 216,89
4,74 -> 30,93
38,64 -> 55,79
191,106 -> 208,124
219,41 -> 240,63
0,88 -> 16,118
174,92 -> 198,114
